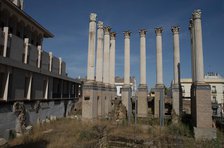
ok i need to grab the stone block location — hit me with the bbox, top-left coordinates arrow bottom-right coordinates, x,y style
194,127 -> 216,140
137,85 -> 148,118
154,85 -> 164,118
172,85 -> 181,115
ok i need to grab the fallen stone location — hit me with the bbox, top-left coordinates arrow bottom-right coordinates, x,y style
0,138 -> 7,147
42,129 -> 53,134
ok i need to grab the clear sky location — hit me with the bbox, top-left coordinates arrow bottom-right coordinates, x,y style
25,0 -> 224,88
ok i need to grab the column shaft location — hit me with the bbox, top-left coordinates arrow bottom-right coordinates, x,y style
49,52 -> 53,72
172,26 -> 180,85
96,21 -> 104,82
87,13 -> 97,81
189,20 -> 196,82
3,71 -> 10,101
27,74 -> 32,100
155,28 -> 163,85
140,29 -> 147,85
110,32 -> 116,85
124,32 -> 131,85
103,27 -> 111,84
193,10 -> 204,83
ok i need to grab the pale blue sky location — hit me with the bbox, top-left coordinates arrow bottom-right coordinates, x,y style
25,0 -> 224,88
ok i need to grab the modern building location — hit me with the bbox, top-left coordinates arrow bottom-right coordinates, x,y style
0,0 -> 82,138
115,76 -> 137,98
178,73 -> 224,115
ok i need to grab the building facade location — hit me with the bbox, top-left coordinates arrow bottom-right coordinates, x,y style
0,0 -> 82,139
180,73 -> 224,115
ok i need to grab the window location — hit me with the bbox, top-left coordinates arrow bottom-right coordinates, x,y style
212,96 -> 217,103
212,86 -> 216,93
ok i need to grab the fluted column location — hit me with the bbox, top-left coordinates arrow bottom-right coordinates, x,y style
103,26 -> 111,84
155,27 -> 163,85
110,32 -> 116,85
96,21 -> 104,82
171,26 -> 180,85
192,9 -> 204,83
139,29 -> 147,85
124,31 -> 131,85
87,13 -> 97,81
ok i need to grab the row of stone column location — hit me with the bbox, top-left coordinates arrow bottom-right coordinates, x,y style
87,13 -> 116,86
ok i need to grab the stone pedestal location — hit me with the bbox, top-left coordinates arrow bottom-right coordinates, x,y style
191,83 -> 216,140
122,85 -> 131,119
154,84 -> 164,118
137,84 -> 148,117
95,82 -> 104,118
172,84 -> 181,115
82,81 -> 98,119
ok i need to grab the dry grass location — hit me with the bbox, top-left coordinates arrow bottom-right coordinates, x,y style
8,118 -> 224,148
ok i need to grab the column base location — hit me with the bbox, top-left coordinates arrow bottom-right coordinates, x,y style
137,84 -> 148,118
194,127 -> 216,140
154,84 -> 165,118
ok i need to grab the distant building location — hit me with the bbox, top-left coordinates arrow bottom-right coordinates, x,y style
115,76 -> 137,97
181,73 -> 224,104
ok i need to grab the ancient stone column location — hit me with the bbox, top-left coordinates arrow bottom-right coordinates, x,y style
154,27 -> 164,119
103,26 -> 111,84
193,10 -> 204,83
171,26 -> 181,116
110,32 -> 116,85
139,29 -> 147,85
96,21 -> 104,82
172,26 -> 180,85
124,31 -> 131,85
122,31 -> 131,119
189,19 -> 196,83
191,9 -> 216,140
137,29 -> 148,117
155,27 -> 163,85
87,13 -> 97,81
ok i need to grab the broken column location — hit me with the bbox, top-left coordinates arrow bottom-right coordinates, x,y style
190,9 -> 216,140
122,31 -> 131,119
154,27 -> 164,119
171,26 -> 181,116
137,29 -> 148,118
82,13 -> 98,119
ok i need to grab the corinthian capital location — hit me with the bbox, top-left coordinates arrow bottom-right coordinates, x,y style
192,9 -> 201,20
89,13 -> 97,22
110,32 -> 116,40
155,27 -> 163,35
123,31 -> 131,38
139,29 -> 147,37
104,26 -> 111,35
97,21 -> 103,29
171,26 -> 180,34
